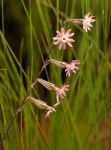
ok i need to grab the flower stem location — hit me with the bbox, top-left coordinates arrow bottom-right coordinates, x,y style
0,43 -> 54,146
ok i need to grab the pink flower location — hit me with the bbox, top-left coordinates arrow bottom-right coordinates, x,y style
82,12 -> 96,32
45,101 -> 60,118
54,84 -> 69,102
65,60 -> 80,77
53,28 -> 75,50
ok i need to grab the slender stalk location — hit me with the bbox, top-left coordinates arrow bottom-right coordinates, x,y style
63,18 -> 83,24
0,43 -> 54,146
0,89 -> 30,147
1,0 -> 5,35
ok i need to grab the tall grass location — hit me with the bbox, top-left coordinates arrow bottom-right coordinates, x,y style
0,0 -> 111,150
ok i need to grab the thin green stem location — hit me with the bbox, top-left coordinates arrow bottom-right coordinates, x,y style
1,0 -> 4,35
29,0 -> 33,82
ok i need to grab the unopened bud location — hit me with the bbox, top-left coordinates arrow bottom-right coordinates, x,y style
37,78 -> 56,91
28,96 -> 55,112
64,18 -> 82,24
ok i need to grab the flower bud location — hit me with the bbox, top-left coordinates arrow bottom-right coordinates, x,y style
28,96 -> 55,112
64,18 -> 82,24
49,59 -> 67,68
37,78 -> 55,91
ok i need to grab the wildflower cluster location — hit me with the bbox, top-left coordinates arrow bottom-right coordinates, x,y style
0,12 -> 96,145
28,12 -> 96,118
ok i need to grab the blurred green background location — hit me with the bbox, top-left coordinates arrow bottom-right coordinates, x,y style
0,0 -> 111,150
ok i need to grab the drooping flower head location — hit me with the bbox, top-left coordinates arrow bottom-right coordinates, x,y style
82,12 -> 96,32
37,78 -> 69,103
49,59 -> 80,77
53,28 -> 75,50
28,96 -> 55,111
65,60 -> 80,77
54,84 -> 69,102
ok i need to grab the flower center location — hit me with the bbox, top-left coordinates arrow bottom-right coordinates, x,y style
62,35 -> 67,43
85,18 -> 90,25
71,64 -> 75,70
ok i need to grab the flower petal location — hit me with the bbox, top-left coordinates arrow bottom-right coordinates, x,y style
59,42 -> 63,50
63,43 -> 66,49
67,42 -> 73,47
61,28 -> 65,34
66,29 -> 71,34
